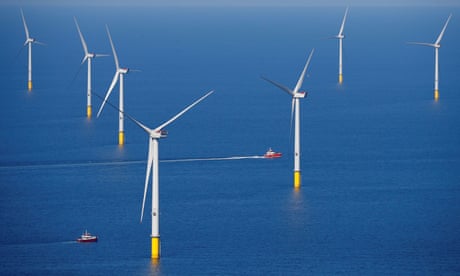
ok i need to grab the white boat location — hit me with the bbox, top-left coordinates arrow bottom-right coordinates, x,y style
77,230 -> 98,243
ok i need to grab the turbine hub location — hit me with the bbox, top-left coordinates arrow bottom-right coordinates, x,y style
119,68 -> 129,74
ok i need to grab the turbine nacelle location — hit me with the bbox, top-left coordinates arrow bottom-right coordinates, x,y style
118,68 -> 129,74
25,37 -> 35,45
294,92 -> 307,98
150,129 -> 168,139
81,53 -> 95,64
86,52 -> 96,59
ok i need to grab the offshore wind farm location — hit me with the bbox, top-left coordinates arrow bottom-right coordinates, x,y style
1,4 -> 460,275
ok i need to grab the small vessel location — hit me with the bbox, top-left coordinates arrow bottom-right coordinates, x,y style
77,230 -> 98,243
264,148 -> 282,159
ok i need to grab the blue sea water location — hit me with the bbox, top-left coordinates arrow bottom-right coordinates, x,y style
1,5 -> 460,275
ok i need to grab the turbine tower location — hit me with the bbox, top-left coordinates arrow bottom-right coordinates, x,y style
97,25 -> 133,145
408,14 -> 452,101
331,7 -> 348,84
20,9 -> 44,91
262,49 -> 314,189
74,17 -> 107,118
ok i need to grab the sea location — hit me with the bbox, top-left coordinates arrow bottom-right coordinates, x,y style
1,5 -> 460,275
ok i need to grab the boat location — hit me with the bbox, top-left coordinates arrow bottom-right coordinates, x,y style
77,230 -> 98,243
264,148 -> 282,159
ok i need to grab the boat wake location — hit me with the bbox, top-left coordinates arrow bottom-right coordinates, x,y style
0,156 -> 266,170
2,240 -> 78,248
161,155 -> 265,163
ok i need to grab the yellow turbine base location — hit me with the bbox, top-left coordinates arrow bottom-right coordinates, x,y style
28,81 -> 32,91
338,74 -> 343,84
87,106 -> 92,118
151,237 -> 160,259
118,131 -> 125,145
434,90 -> 439,101
294,171 -> 301,189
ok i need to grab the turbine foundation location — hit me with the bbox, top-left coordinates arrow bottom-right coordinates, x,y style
118,131 -> 125,145
434,90 -> 439,101
151,236 -> 160,259
294,171 -> 301,189
338,74 -> 343,84
87,105 -> 92,118
28,81 -> 32,91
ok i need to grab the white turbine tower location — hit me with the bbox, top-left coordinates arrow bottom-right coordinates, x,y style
97,25 -> 133,145
333,7 -> 348,84
74,17 -> 107,118
262,49 -> 314,189
20,8 -> 45,91
408,14 -> 452,101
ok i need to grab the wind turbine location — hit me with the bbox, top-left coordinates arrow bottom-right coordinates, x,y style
262,49 -> 314,189
97,90 -> 214,259
332,7 -> 348,84
97,25 -> 134,145
74,17 -> 107,118
20,8 -> 45,91
408,14 -> 452,101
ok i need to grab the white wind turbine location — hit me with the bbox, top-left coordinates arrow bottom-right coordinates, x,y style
97,90 -> 214,259
20,8 -> 45,91
97,25 -> 134,145
262,49 -> 314,189
74,17 -> 107,118
331,7 -> 348,84
408,14 -> 452,101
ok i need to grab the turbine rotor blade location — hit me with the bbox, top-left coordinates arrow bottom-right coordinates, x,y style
93,91 -> 152,134
261,76 -> 294,96
435,13 -> 452,45
68,62 -> 85,89
407,42 -> 436,47
34,41 -> 46,46
20,8 -> 30,40
106,25 -> 120,70
94,53 -> 109,58
74,17 -> 89,55
338,7 -> 349,36
13,45 -> 26,61
81,56 -> 88,65
154,90 -> 214,132
140,139 -> 154,223
97,72 -> 119,117
322,35 -> 339,40
293,48 -> 315,94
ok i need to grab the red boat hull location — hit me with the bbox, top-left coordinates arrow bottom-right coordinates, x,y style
77,237 -> 98,243
264,153 -> 282,158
